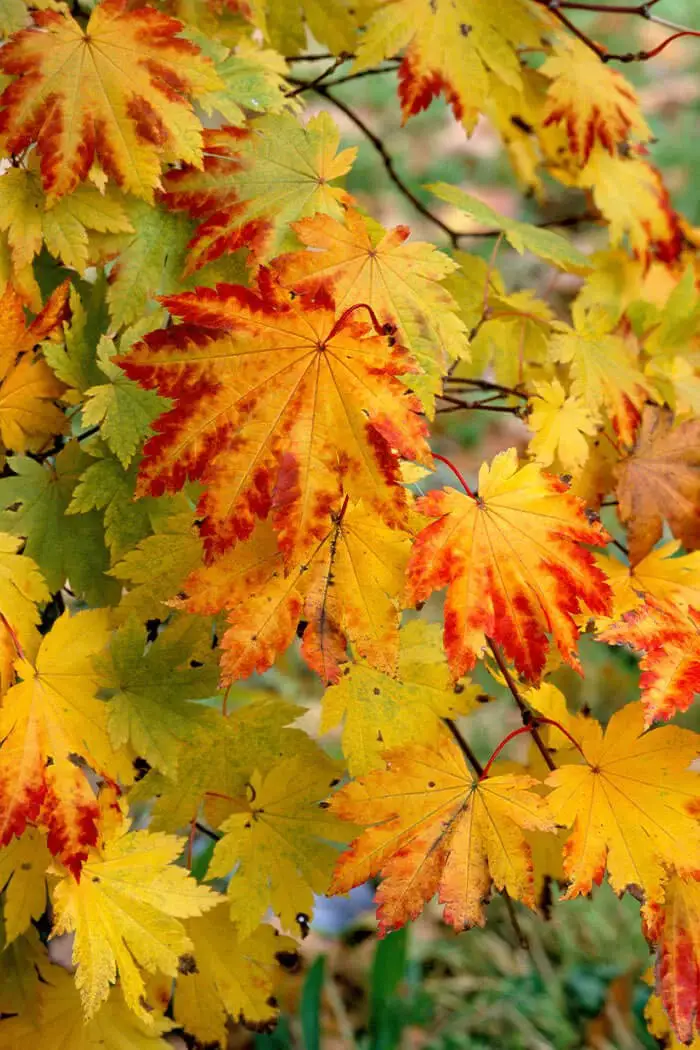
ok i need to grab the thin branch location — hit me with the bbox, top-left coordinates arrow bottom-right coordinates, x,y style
444,377 -> 530,401
285,54 -> 346,98
610,535 -> 629,557
436,393 -> 523,414
323,62 -> 401,88
487,639 -> 557,772
195,821 -> 222,842
285,52 -> 336,62
445,719 -> 484,776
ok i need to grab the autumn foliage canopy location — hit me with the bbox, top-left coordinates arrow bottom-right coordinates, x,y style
0,0 -> 700,1045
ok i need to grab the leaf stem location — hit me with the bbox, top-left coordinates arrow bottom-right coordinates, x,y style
445,719 -> 484,776
480,717 -> 587,778
487,640 -> 557,772
432,452 -> 476,499
326,302 -> 390,340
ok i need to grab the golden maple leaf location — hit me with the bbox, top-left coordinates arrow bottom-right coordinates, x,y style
615,403 -> 700,565
51,813 -> 217,1021
541,37 -> 650,162
160,112 -> 357,272
0,281 -> 69,464
545,702 -> 700,904
181,501 -> 411,684
353,0 -> 545,132
120,272 -> 430,565
593,541 -> 700,625
406,448 -> 612,682
0,827 -> 51,944
0,610 -> 133,877
527,378 -> 597,472
0,0 -> 221,203
330,729 -> 556,933
272,208 -> 469,413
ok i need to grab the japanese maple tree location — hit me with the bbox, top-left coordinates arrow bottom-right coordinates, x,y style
0,0 -> 699,1045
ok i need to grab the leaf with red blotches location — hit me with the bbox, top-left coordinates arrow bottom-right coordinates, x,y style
599,604 -> 700,724
352,0 -> 545,133
0,0 -> 221,203
644,875 -> 700,1045
406,447 -> 611,683
119,271 -> 429,565
0,281 -> 69,463
160,112 -> 356,273
329,729 -> 556,934
0,610 -> 133,877
541,38 -> 650,163
615,404 -> 700,566
546,703 -> 700,906
180,502 -> 411,685
271,208 -> 469,413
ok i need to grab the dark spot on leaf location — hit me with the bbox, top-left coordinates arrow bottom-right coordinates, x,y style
178,953 -> 198,975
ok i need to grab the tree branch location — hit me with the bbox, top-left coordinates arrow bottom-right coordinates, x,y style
487,639 -> 557,772
445,719 -> 484,776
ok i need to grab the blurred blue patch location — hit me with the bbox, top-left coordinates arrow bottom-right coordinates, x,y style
312,883 -> 375,935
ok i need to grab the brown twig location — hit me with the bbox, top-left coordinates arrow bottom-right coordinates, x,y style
445,719 -> 484,776
436,393 -> 523,414
487,639 -> 557,772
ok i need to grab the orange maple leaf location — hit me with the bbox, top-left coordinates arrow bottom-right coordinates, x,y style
406,448 -> 612,682
329,731 -> 556,934
179,501 -> 411,684
644,876 -> 700,1045
0,0 -> 220,202
120,271 -> 430,564
0,281 -> 69,461
615,404 -> 700,566
600,604 -> 700,723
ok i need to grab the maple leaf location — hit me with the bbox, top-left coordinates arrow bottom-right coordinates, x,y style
272,208 -> 469,413
207,754 -> 354,939
614,404 -> 700,566
120,272 -> 429,564
0,165 -> 133,280
406,448 -> 612,682
0,442 -> 119,605
181,502 -> 411,685
541,38 -> 650,162
330,730 -> 556,934
578,148 -> 683,266
593,541 -> 700,625
51,816 -> 217,1021
173,906 -> 296,1044
353,0 -> 544,132
43,282 -> 109,396
0,610 -> 133,877
321,620 -> 487,775
644,876 -> 700,1045
263,0 -> 371,55
0,0 -> 222,203
0,532 -> 48,659
81,337 -> 167,469
645,990 -> 700,1050
527,379 -> 597,472
192,34 -> 297,126
430,183 -> 592,274
160,112 -> 357,272
94,617 -> 218,778
600,604 -> 700,723
0,828 -> 51,944
0,281 -> 68,463
545,702 -> 700,904
549,303 -> 654,446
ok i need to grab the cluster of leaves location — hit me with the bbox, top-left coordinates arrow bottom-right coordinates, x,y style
0,0 -> 699,1046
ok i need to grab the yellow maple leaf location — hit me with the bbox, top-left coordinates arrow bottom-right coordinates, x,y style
549,303 -> 654,446
353,0 -> 545,132
593,541 -> 700,625
0,609 -> 132,877
0,0 -> 221,203
173,905 -> 296,1044
541,37 -> 650,162
330,729 -> 556,933
272,208 -> 469,413
527,379 -> 597,472
0,962 -> 174,1047
51,817 -> 217,1021
545,702 -> 700,905
0,827 -> 51,944
0,281 -> 68,464
321,620 -> 487,775
0,531 -> 48,664
207,754 -> 353,940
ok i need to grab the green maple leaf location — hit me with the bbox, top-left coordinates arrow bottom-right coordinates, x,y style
95,616 -> 219,777
43,282 -> 108,394
0,441 -> 118,604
